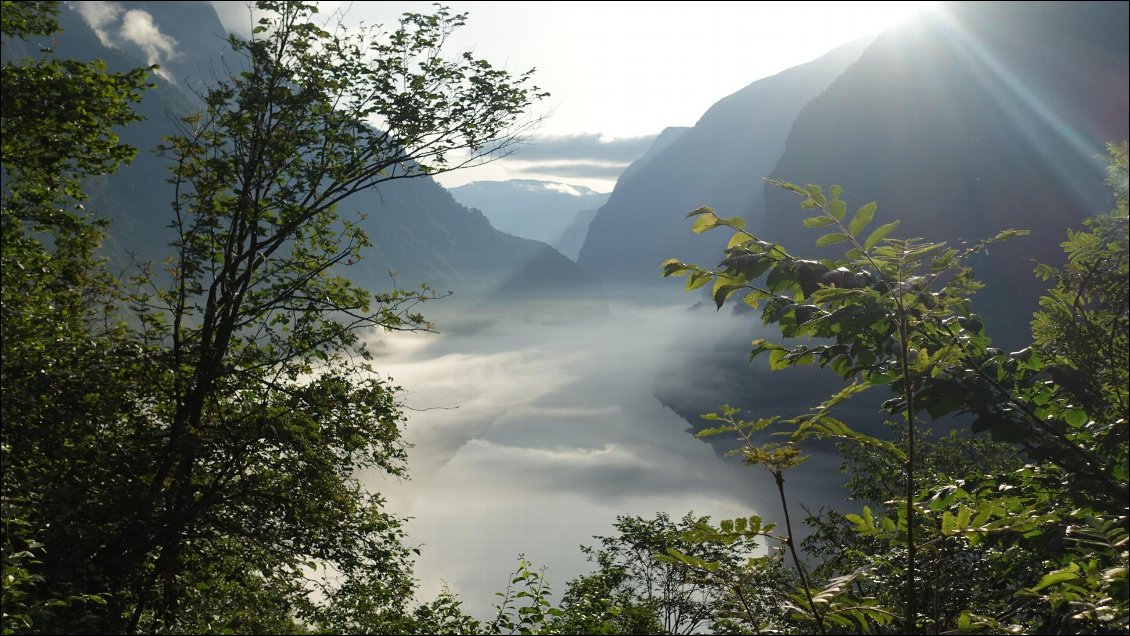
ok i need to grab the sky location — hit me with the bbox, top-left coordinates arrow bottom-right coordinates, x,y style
209,1 -> 933,191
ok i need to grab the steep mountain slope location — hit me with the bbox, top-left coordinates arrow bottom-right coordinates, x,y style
448,180 -> 609,260
42,1 -> 594,301
577,38 -> 873,285
761,1 -> 1129,343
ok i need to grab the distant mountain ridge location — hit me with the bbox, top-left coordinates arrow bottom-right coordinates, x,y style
448,179 -> 609,260
36,1 -> 595,302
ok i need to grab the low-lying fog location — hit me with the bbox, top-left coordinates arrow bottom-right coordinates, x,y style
359,293 -> 862,617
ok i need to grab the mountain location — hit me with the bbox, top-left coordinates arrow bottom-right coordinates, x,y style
761,0 -> 1129,345
447,180 -> 609,261
37,1 -> 594,302
544,2 -> 1130,458
576,38 -> 874,286
556,207 -> 599,263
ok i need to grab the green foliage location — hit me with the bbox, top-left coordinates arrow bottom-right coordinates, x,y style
1,1 -> 547,633
2,3 -> 152,632
663,145 -> 1129,634
488,557 -> 563,635
551,512 -> 778,635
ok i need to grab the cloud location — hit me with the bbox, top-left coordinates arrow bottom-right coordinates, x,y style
71,1 -> 123,47
511,133 -> 658,163
540,182 -> 586,197
119,9 -> 180,81
511,161 -> 632,181
361,299 -> 786,617
70,2 -> 180,83
492,134 -> 660,184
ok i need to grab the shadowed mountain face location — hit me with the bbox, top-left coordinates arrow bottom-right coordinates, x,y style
761,1 -> 1129,347
577,38 -> 874,286
35,1 -> 594,302
566,2 -> 1127,459
448,180 -> 609,261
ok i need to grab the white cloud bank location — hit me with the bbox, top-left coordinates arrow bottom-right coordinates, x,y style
360,300 -> 767,617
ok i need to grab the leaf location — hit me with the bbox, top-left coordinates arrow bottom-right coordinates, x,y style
805,184 -> 827,207
803,216 -> 837,228
1063,409 -> 1088,428
768,348 -> 789,371
942,511 -> 956,536
957,613 -> 972,631
661,258 -> 686,277
767,178 -> 808,195
1032,564 -> 1081,591
691,212 -> 719,234
816,233 -> 850,247
828,198 -> 847,221
848,202 -> 876,236
686,272 -> 712,291
956,505 -> 972,531
686,206 -> 715,218
727,231 -> 754,249
864,221 -> 900,251
713,283 -> 742,309
718,215 -> 746,230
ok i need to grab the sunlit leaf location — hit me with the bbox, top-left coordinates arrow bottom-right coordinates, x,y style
848,202 -> 876,236
864,221 -> 900,251
816,233 -> 849,247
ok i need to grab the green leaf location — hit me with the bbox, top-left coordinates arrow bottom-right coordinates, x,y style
803,216 -> 837,228
805,184 -> 827,207
1063,409 -> 1088,428
1032,564 -> 1081,591
691,212 -> 719,234
957,613 -> 972,631
727,231 -> 754,249
767,178 -> 807,195
848,202 -> 876,236
956,505 -> 972,531
828,198 -> 847,221
816,233 -> 850,247
713,283 -> 742,309
768,348 -> 789,371
864,220 -> 900,251
686,206 -> 715,218
686,273 -> 712,291
718,215 -> 746,230
660,258 -> 686,277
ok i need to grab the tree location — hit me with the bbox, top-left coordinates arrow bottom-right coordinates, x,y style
2,1 -> 547,632
2,2 -> 152,631
549,512 -> 788,635
661,142 -> 1128,633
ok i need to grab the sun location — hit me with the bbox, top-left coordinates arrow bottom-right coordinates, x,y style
863,1 -> 938,31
